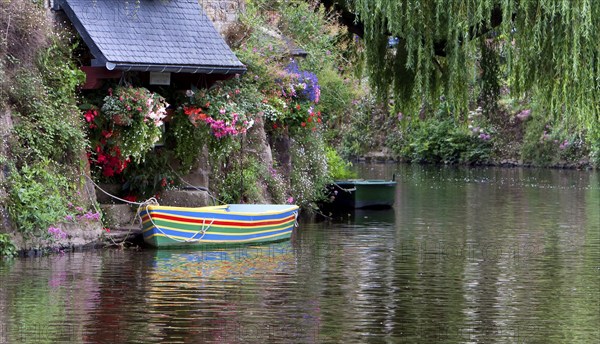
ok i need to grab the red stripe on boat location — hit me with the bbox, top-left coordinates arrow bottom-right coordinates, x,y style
142,213 -> 296,227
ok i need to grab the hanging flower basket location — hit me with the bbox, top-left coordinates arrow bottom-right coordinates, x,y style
112,113 -> 133,126
100,87 -> 168,161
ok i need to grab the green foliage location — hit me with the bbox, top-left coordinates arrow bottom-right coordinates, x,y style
352,0 -> 600,135
521,116 -> 589,166
121,149 -> 178,200
168,111 -> 208,172
339,96 -> 382,157
0,233 -> 17,258
9,35 -> 87,165
325,146 -> 356,180
7,161 -> 72,239
388,103 -> 492,165
588,127 -> 600,168
3,21 -> 92,241
315,67 -> 358,128
396,118 -> 491,164
212,155 -> 264,204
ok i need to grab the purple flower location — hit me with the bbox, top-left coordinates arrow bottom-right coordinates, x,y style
48,226 -> 67,240
516,109 -> 531,120
559,140 -> 570,150
79,211 -> 101,221
284,60 -> 320,103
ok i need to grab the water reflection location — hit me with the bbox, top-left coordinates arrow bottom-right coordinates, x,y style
0,166 -> 598,343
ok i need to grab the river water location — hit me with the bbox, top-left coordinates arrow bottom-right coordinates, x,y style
1,165 -> 598,343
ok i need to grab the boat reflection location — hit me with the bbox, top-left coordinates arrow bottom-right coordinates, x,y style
144,241 -> 302,343
149,241 -> 295,281
325,207 -> 396,225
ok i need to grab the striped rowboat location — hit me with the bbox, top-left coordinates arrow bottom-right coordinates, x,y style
139,203 -> 299,248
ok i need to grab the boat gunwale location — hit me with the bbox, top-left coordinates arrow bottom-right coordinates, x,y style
334,180 -> 397,186
142,204 -> 300,217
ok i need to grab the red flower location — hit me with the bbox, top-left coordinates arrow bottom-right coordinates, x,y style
295,104 -> 301,110
102,167 -> 114,177
84,110 -> 95,122
97,153 -> 107,164
301,122 -> 306,127
161,177 -> 167,187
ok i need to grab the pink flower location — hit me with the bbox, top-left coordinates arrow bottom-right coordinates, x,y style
84,110 -> 95,122
286,197 -> 294,204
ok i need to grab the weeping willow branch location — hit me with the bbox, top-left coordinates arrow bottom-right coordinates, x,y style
348,0 -> 599,131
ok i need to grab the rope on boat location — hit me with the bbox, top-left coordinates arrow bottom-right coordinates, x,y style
332,182 -> 356,193
83,174 -> 204,243
84,173 -> 298,243
140,198 -> 215,243
83,174 -> 152,246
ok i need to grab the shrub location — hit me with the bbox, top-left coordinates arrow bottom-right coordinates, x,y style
7,161 -> 72,239
0,233 -> 17,258
325,146 -> 355,180
390,117 -> 492,164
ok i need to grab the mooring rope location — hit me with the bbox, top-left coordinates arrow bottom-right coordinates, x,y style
84,173 -> 217,243
82,174 -> 146,206
332,182 -> 356,193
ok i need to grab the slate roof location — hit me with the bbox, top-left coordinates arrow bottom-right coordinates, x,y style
59,0 -> 245,74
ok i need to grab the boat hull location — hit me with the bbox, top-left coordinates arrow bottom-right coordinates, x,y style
139,204 -> 299,248
330,180 -> 396,209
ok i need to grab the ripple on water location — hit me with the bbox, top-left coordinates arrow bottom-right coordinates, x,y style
1,166 -> 598,343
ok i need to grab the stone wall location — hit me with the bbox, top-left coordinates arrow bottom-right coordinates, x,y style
0,107 -> 13,234
200,0 -> 245,35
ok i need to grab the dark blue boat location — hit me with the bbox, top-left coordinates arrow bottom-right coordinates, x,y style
328,179 -> 397,209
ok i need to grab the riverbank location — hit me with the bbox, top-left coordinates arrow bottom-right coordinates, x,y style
357,154 -> 596,170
